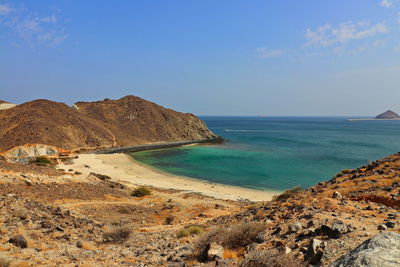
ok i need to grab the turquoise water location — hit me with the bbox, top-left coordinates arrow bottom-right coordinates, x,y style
132,117 -> 400,191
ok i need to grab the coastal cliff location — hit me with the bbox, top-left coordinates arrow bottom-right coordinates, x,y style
0,95 -> 217,157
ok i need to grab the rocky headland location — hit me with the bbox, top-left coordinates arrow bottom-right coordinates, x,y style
0,95 -> 218,159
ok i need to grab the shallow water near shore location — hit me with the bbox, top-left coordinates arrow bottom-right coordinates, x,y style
132,117 -> 400,191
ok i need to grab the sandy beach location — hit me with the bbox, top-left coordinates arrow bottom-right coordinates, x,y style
60,153 -> 278,201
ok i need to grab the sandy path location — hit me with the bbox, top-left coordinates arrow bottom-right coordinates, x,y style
60,153 -> 278,201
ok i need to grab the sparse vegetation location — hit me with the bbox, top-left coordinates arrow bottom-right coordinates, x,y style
177,225 -> 204,238
117,207 -> 130,214
102,227 -> 131,243
131,186 -> 151,197
177,229 -> 190,238
272,186 -> 304,201
32,156 -> 52,166
240,249 -> 303,267
187,225 -> 203,235
196,222 -> 265,253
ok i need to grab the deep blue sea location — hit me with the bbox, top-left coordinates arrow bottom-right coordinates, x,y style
132,117 -> 400,191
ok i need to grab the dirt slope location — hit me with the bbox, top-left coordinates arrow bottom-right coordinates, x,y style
0,96 -> 217,152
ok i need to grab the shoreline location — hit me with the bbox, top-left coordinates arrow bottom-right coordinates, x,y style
94,137 -> 224,154
61,153 -> 278,202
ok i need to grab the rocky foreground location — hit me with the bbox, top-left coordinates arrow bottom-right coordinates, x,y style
0,152 -> 399,266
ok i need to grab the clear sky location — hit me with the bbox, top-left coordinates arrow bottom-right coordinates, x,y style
1,0 -> 400,116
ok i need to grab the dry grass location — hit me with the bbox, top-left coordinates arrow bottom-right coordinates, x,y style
240,249 -> 303,267
195,221 -> 265,256
102,227 -> 131,243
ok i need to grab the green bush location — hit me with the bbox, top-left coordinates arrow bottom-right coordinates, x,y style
177,229 -> 190,238
187,225 -> 203,235
131,186 -> 151,197
177,226 -> 204,238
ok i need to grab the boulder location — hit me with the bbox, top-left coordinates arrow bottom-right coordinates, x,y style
331,232 -> 400,267
288,222 -> 302,233
332,191 -> 343,199
378,224 -> 388,231
8,235 -> 28,248
207,242 -> 224,261
320,220 -> 351,238
305,238 -> 326,264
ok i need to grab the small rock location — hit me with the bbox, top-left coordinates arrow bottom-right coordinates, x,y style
289,222 -> 302,233
8,235 -> 28,248
332,191 -> 343,199
76,240 -> 83,248
284,246 -> 292,254
378,224 -> 388,231
305,238 -> 326,264
24,179 -> 33,186
385,221 -> 396,228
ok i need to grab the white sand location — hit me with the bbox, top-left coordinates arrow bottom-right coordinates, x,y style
60,153 -> 279,202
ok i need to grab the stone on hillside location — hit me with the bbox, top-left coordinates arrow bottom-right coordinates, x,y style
207,242 -> 224,261
320,220 -> 352,238
331,232 -> 400,267
288,222 -> 302,233
8,235 -> 28,248
332,191 -> 343,199
378,224 -> 388,231
305,238 -> 326,264
385,221 -> 396,228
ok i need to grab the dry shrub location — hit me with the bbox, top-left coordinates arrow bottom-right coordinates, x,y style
177,225 -> 204,238
102,227 -> 131,243
196,221 -> 265,253
240,249 -> 303,267
131,186 -> 151,197
272,186 -> 303,201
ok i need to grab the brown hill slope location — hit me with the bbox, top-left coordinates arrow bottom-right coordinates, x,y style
0,96 -> 217,153
0,99 -> 115,151
74,95 -> 216,146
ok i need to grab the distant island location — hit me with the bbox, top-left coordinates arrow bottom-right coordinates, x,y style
348,110 -> 400,121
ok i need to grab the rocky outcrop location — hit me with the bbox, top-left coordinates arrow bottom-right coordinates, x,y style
74,95 -> 216,147
0,96 -> 217,155
375,110 -> 400,119
331,232 -> 400,267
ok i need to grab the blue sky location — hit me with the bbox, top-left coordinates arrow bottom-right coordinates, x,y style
1,0 -> 400,116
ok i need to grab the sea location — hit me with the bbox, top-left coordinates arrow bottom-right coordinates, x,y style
131,117 -> 400,191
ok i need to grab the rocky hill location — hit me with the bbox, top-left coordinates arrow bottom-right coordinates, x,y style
375,110 -> 400,119
74,95 -> 216,147
0,99 -> 116,153
0,96 -> 217,155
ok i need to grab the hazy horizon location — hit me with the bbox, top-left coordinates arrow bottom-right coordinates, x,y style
1,0 -> 400,116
